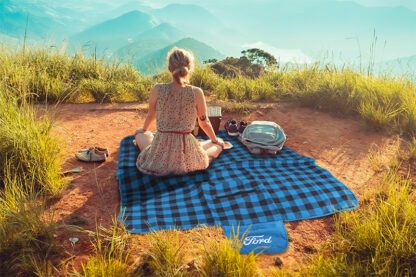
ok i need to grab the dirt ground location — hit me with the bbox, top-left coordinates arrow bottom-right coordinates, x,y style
49,102 -> 399,275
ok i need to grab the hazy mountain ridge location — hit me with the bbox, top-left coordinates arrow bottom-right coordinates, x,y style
135,37 -> 225,74
0,0 -> 69,40
70,10 -> 159,55
0,0 -> 415,76
115,23 -> 187,61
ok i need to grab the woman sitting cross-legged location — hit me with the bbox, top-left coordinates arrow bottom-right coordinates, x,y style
134,47 -> 224,176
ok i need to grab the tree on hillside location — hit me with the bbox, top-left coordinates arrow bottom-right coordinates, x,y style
203,58 -> 218,64
241,48 -> 277,67
210,56 -> 264,79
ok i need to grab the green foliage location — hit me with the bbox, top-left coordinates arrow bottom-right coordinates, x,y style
3,48 -> 416,137
304,171 -> 416,276
0,92 -> 64,194
200,230 -> 260,277
0,173 -> 62,276
141,230 -> 188,277
0,86 -> 67,275
241,48 -> 278,67
215,76 -> 276,102
409,137 -> 416,159
211,56 -> 264,79
73,221 -> 131,277
0,49 -> 151,103
191,67 -> 222,93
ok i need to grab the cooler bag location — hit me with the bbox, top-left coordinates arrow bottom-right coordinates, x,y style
240,121 -> 287,154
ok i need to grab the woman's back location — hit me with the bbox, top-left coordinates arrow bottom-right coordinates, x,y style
156,83 -> 196,132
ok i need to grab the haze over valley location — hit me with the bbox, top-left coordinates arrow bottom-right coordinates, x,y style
1,0 -> 415,75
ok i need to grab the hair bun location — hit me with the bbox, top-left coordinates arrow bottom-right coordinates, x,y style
179,66 -> 189,77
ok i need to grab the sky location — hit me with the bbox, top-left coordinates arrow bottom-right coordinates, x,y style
144,0 -> 416,10
78,0 -> 415,10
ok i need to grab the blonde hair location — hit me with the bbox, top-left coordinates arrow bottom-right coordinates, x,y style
167,47 -> 194,86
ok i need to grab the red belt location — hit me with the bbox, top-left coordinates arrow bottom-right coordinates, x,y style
158,130 -> 193,153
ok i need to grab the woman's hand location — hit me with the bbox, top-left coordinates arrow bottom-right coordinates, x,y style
211,138 -> 225,149
134,128 -> 147,136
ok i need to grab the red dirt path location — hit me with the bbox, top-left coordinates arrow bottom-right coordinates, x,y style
49,102 -> 397,275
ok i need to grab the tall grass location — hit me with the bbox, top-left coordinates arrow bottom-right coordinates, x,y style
140,230 -> 188,277
0,92 -> 64,194
2,49 -> 416,135
73,220 -> 131,277
0,170 -> 63,276
6,48 -> 415,136
0,74 -> 67,274
200,233 -> 260,277
302,171 -> 416,276
0,49 -> 151,103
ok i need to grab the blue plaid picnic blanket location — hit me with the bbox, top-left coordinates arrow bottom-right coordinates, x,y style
117,131 -> 358,233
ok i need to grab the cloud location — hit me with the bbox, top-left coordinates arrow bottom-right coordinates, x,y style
242,41 -> 313,64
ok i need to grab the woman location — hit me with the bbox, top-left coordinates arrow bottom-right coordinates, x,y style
134,47 -> 224,176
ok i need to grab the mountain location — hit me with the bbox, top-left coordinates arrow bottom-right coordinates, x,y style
149,4 -> 235,54
0,0 -> 68,40
135,37 -> 224,75
115,23 -> 186,61
70,10 -> 159,55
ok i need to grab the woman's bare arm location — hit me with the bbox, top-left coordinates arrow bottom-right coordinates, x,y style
195,87 -> 222,146
138,86 -> 158,133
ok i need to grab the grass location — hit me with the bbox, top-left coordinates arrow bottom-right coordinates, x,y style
0,173 -> 63,276
301,170 -> 416,276
2,49 -> 416,136
408,137 -> 416,159
0,74 -> 67,274
140,230 -> 188,277
200,230 -> 260,277
0,49 -> 152,103
0,92 -> 64,194
73,220 -> 131,277
2,47 -> 416,275
271,170 -> 416,277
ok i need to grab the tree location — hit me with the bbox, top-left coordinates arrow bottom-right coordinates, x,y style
203,58 -> 218,64
241,48 -> 277,67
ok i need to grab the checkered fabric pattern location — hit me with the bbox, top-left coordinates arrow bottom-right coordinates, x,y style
117,131 -> 358,233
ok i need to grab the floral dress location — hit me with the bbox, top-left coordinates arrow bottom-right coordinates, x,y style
136,83 -> 209,175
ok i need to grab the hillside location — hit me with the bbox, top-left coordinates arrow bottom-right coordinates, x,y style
135,37 -> 224,75
70,10 -> 159,55
0,0 -> 68,39
150,4 -> 229,51
115,23 -> 186,62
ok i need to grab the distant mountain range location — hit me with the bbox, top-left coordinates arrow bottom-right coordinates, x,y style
67,8 -> 225,74
70,10 -> 159,55
0,0 -> 415,76
135,37 -> 224,74
116,23 -> 186,62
